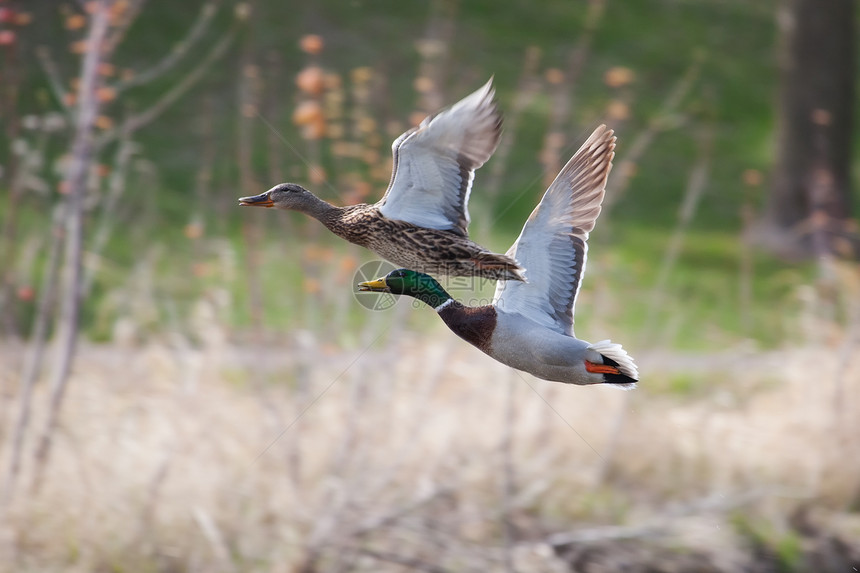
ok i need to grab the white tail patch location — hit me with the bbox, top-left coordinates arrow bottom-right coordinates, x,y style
589,339 -> 639,382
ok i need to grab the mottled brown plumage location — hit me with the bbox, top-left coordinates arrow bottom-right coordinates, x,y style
238,79 -> 525,281
242,188 -> 523,280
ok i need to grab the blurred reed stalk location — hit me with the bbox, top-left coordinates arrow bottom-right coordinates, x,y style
642,121 -> 713,347
500,372 -> 518,572
596,120 -> 713,487
482,45 -> 542,210
739,172 -> 760,335
414,0 -> 459,113
190,95 -> 216,239
539,0 -> 606,189
237,0 -> 265,337
1,204 -> 64,505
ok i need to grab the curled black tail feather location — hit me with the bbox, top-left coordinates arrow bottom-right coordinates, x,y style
600,354 -> 638,389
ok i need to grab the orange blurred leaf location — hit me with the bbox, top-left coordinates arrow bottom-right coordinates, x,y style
109,0 -> 130,19
303,277 -> 321,295
741,169 -> 763,187
185,222 -> 204,240
350,67 -> 373,84
292,100 -> 323,126
324,72 -> 342,90
545,68 -> 564,84
94,115 -> 113,129
70,40 -> 87,54
605,100 -> 630,120
65,14 -> 86,30
14,12 -> 32,26
17,286 -> 35,302
299,34 -> 324,55
413,76 -> 434,94
308,164 -> 327,184
96,86 -> 116,103
296,66 -> 325,96
98,62 -> 116,76
408,111 -> 426,128
192,263 -> 212,277
604,66 -> 635,88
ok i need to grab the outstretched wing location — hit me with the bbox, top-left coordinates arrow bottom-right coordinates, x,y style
492,125 -> 615,336
376,79 -> 502,237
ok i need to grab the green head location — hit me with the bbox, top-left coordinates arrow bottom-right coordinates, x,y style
358,269 -> 452,309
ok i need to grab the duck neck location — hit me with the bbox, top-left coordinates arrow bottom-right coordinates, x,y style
414,281 -> 454,311
296,193 -> 342,225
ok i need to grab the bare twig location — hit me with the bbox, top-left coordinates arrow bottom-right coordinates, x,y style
343,546 -> 454,573
500,373 -> 517,572
29,0 -> 111,496
192,507 -> 238,573
116,2 -> 221,93
95,29 -> 236,150
349,487 -> 451,538
546,488 -> 768,549
103,0 -> 146,55
602,54 -> 704,213
81,133 -> 137,298
548,523 -> 669,547
35,47 -> 71,115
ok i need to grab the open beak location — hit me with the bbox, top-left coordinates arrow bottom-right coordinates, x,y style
357,277 -> 389,292
238,191 -> 274,207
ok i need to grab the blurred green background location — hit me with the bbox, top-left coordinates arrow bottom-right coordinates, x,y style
5,0 -> 814,348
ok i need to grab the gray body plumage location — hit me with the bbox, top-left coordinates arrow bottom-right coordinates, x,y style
488,310 -> 601,385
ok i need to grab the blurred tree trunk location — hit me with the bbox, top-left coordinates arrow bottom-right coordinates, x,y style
761,0 -> 855,258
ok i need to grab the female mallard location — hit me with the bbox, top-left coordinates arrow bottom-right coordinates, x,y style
358,125 -> 638,387
239,79 -> 524,281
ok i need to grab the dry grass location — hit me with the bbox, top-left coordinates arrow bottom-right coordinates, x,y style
1,326 -> 859,572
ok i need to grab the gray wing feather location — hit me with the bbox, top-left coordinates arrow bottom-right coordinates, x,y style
377,79 -> 502,237
493,125 -> 616,336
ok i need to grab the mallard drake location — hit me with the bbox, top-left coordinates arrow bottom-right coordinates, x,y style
239,79 -> 525,281
358,125 -> 638,387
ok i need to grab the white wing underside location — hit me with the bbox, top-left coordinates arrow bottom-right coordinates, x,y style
493,125 -> 616,336
376,79 -> 502,237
